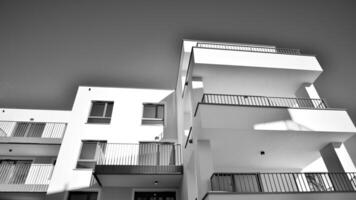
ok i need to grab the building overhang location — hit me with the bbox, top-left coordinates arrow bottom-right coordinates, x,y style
93,165 -> 183,187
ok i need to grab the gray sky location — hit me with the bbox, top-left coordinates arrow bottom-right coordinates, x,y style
0,0 -> 355,122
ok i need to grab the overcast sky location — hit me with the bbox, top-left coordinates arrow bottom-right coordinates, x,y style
0,0 -> 355,121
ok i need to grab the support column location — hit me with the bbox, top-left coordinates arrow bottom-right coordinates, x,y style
196,140 -> 214,200
320,143 -> 354,191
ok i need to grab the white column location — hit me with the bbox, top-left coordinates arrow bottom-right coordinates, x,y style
320,143 -> 354,191
196,140 -> 214,200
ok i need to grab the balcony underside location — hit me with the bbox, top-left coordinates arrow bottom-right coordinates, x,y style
94,165 -> 183,187
203,192 -> 356,200
193,125 -> 355,171
0,137 -> 62,144
0,143 -> 60,156
196,104 -> 356,133
0,192 -> 46,200
195,128 -> 353,171
0,184 -> 48,192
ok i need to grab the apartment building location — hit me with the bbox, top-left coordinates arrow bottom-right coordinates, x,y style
1,40 -> 356,200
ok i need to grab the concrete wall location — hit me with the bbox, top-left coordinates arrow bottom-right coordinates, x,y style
47,86 -> 177,199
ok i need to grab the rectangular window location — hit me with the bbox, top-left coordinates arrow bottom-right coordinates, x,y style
87,101 -> 113,124
12,122 -> 46,138
0,160 -> 32,184
68,192 -> 98,200
142,103 -> 164,125
76,141 -> 106,169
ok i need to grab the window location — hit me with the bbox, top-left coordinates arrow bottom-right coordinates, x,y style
134,192 -> 175,200
76,141 -> 106,169
68,192 -> 98,200
87,101 -> 113,124
12,122 -> 46,137
142,103 -> 164,125
0,160 -> 32,184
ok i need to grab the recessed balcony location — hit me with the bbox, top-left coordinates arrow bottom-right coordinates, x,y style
93,143 -> 183,187
203,172 -> 356,200
0,121 -> 66,157
0,163 -> 54,193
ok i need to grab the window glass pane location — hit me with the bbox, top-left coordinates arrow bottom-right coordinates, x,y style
143,104 -> 156,118
79,143 -> 97,160
234,174 -> 260,192
156,105 -> 164,119
90,102 -> 105,117
12,122 -> 30,137
105,102 -> 114,117
88,192 -> 98,200
68,192 -> 98,200
27,123 -> 45,137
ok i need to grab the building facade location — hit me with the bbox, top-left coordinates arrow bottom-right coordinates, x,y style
1,40 -> 356,200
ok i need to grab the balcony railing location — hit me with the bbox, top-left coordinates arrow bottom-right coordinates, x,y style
211,172 -> 356,193
0,163 -> 54,192
201,94 -> 328,109
0,121 -> 67,139
97,143 -> 182,166
197,42 -> 301,55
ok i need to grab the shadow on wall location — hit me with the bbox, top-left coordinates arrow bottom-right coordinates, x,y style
160,92 -> 177,141
254,120 -> 312,131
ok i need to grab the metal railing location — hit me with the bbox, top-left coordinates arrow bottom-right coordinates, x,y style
0,121 -> 67,139
197,42 -> 301,55
97,143 -> 182,166
211,172 -> 356,193
202,94 -> 328,109
0,163 -> 54,192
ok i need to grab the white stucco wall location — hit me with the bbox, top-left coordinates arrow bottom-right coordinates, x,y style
47,86 -> 177,199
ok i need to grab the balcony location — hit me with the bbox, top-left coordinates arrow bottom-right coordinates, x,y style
191,94 -> 356,171
181,41 -> 323,97
203,172 -> 356,200
0,163 -> 54,192
0,121 -> 66,156
195,93 -> 356,133
93,143 -> 183,187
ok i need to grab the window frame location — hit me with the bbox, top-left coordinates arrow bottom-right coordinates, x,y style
76,140 -> 107,169
87,101 -> 114,124
141,103 -> 166,125
67,191 -> 99,200
12,122 -> 46,138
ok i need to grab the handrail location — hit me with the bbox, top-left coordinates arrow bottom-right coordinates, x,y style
96,143 -> 182,166
0,121 -> 66,139
211,172 -> 356,193
197,42 -> 301,55
201,93 -> 328,109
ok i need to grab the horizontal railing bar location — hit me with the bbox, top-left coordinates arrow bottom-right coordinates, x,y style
0,121 -> 67,139
197,42 -> 301,55
0,120 -> 67,124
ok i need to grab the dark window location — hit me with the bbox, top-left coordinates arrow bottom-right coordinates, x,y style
134,192 -> 175,200
0,160 -> 32,184
12,122 -> 46,137
68,192 -> 98,200
77,141 -> 106,169
87,101 -> 113,124
142,103 -> 164,125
